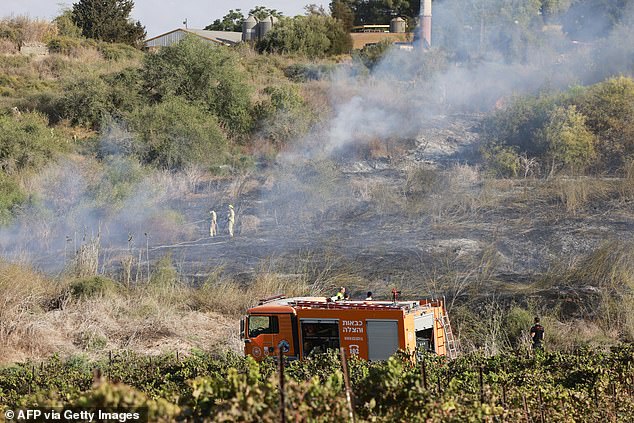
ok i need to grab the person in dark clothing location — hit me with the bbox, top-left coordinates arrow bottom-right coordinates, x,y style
530,317 -> 545,351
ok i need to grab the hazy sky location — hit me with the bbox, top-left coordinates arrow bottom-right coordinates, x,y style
0,1 -> 327,37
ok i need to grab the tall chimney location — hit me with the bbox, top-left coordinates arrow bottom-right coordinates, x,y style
421,0 -> 432,49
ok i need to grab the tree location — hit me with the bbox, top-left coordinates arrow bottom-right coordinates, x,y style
53,9 -> 82,38
561,0 -> 633,41
204,9 -> 244,32
72,0 -> 146,46
258,15 -> 352,57
128,97 -> 228,170
335,0 -> 419,25
330,1 -> 355,33
248,6 -> 283,20
141,36 -> 253,136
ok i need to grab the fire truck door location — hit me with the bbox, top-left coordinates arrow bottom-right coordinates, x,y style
246,314 -> 279,359
246,314 -> 297,359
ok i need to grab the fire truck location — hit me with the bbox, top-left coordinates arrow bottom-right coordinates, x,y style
240,295 -> 458,361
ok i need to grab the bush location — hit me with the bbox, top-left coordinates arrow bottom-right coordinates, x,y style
57,68 -> 144,129
0,174 -> 25,224
69,276 -> 119,299
46,36 -> 99,56
482,145 -> 520,177
284,63 -> 336,82
96,41 -> 142,61
482,77 -> 634,175
576,77 -> 634,171
354,40 -> 393,70
258,15 -> 352,58
89,155 -> 146,209
0,112 -> 66,174
128,97 -> 229,170
57,75 -> 110,129
254,85 -> 314,146
543,105 -> 596,174
141,36 -> 253,136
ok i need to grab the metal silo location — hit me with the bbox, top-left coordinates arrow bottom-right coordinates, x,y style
258,16 -> 273,40
390,17 -> 406,33
242,15 -> 258,42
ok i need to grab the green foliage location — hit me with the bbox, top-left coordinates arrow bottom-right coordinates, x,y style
56,68 -> 143,129
69,276 -> 119,299
0,174 -> 26,224
337,0 -> 418,25
72,0 -> 146,47
96,42 -> 142,61
1,347 -> 633,421
258,15 -> 352,58
142,36 -> 253,136
46,36 -> 94,55
544,105 -> 596,172
255,85 -> 314,146
283,63 -> 336,82
248,6 -> 284,20
204,9 -> 245,32
575,77 -> 634,171
89,156 -> 145,208
330,1 -> 355,33
128,97 -> 228,170
482,145 -> 520,177
482,77 -> 634,175
0,112 -> 66,174
53,9 -> 82,38
354,39 -> 393,69
57,75 -> 110,129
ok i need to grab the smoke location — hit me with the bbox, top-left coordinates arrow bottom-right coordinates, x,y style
3,1 -> 634,282
0,123 -> 205,273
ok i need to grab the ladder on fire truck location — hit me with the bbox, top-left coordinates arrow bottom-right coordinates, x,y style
438,298 -> 459,359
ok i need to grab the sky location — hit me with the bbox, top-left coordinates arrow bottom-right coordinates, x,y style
0,0 -> 328,37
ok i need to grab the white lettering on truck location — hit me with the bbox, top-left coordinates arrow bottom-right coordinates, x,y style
341,320 -> 364,334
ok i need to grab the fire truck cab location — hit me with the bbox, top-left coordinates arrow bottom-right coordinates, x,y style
241,296 -> 456,361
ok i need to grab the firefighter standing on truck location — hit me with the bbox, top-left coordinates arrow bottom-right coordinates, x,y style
330,287 -> 345,301
227,204 -> 235,237
530,317 -> 545,351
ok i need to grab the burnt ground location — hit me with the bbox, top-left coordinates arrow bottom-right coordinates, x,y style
26,114 -> 634,298
125,115 -> 634,296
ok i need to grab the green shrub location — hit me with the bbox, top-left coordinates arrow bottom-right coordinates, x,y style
69,276 -> 119,299
258,15 -> 352,58
141,36 -> 253,136
254,85 -> 313,146
543,105 -> 596,174
0,173 -> 25,224
482,77 -> 634,175
57,75 -> 110,129
576,76 -> 634,171
482,145 -> 520,177
96,41 -> 142,61
354,40 -> 393,70
0,112 -> 66,174
284,63 -> 336,82
89,156 -> 146,209
46,36 -> 98,56
128,97 -> 228,170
